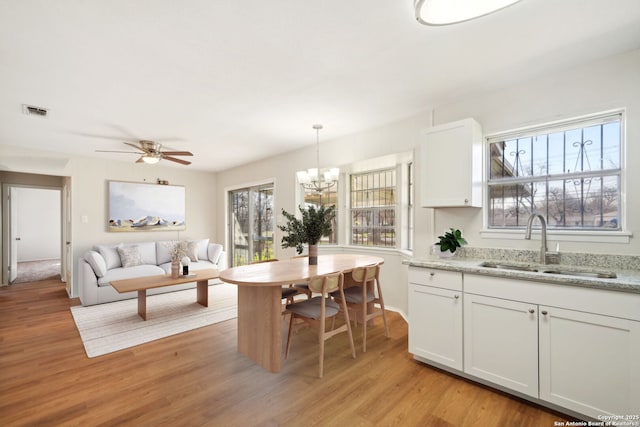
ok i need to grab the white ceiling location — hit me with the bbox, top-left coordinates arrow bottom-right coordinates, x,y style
1,0 -> 639,172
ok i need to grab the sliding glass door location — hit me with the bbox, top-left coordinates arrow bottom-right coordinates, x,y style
228,184 -> 274,267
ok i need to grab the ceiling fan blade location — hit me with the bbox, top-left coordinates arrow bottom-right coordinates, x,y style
95,149 -> 142,154
124,142 -> 148,152
161,151 -> 193,156
162,155 -> 191,165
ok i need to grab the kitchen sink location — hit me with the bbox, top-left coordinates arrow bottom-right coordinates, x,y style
479,261 -> 617,279
478,261 -> 540,272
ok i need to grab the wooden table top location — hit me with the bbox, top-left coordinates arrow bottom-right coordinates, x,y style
110,268 -> 219,293
219,254 -> 384,287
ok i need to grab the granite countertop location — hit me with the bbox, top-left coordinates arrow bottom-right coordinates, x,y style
405,249 -> 640,294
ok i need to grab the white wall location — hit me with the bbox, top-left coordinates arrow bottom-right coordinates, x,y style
0,146 -> 218,296
215,48 -> 640,316
15,187 -> 60,261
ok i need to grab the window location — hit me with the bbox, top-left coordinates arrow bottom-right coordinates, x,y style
302,186 -> 338,244
229,184 -> 274,266
487,112 -> 622,231
350,169 -> 396,247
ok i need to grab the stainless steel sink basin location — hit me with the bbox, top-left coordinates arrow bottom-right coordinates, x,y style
479,261 -> 540,272
479,261 -> 617,279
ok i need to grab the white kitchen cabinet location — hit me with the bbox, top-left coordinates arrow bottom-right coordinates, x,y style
408,267 -> 463,370
463,293 -> 539,398
539,306 -> 640,419
419,118 -> 483,207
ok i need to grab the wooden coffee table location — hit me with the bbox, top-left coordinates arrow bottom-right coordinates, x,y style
110,269 -> 219,320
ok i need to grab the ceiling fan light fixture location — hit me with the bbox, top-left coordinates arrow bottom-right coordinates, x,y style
414,0 -> 522,25
142,154 -> 161,164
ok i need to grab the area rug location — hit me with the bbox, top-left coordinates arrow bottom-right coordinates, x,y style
14,259 -> 61,283
70,283 -> 237,358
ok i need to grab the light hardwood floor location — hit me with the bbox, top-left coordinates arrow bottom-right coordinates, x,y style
0,279 -> 574,426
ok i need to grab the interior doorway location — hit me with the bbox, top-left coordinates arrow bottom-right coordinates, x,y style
13,187 -> 62,283
1,171 -> 71,291
7,186 -> 62,283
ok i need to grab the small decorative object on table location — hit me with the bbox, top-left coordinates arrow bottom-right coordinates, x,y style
165,241 -> 188,278
181,256 -> 191,275
434,228 -> 467,259
278,205 -> 335,265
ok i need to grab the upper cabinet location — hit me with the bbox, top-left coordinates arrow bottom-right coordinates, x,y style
419,118 -> 483,207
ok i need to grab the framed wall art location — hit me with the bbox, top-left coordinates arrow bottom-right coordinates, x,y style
108,180 -> 186,232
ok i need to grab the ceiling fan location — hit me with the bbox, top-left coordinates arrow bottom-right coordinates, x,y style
96,140 -> 193,165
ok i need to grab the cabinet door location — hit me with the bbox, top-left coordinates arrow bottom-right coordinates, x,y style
539,306 -> 640,418
464,294 -> 538,397
419,118 -> 482,207
409,283 -> 463,370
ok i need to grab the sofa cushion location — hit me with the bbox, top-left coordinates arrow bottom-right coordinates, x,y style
185,241 -> 199,262
117,245 -> 144,268
136,241 -> 157,265
84,251 -> 107,278
96,244 -> 122,270
98,265 -> 166,287
189,238 -> 210,261
156,240 -> 178,265
208,243 -> 223,264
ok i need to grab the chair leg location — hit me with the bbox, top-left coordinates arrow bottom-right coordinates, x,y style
362,299 -> 368,352
377,280 -> 390,338
285,312 -> 295,359
318,320 -> 325,378
343,300 -> 356,359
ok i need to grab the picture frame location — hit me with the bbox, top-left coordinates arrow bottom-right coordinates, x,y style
107,180 -> 186,232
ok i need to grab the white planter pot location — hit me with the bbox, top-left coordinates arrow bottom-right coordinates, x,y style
433,245 -> 456,259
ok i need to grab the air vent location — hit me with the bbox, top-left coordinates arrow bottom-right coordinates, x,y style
22,104 -> 49,117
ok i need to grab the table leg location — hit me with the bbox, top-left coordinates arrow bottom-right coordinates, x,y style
237,286 -> 282,373
138,290 -> 147,320
197,280 -> 208,307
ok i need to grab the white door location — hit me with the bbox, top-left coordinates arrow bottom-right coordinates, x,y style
539,306 -> 640,418
463,294 -> 539,397
9,186 -> 18,283
409,283 -> 463,370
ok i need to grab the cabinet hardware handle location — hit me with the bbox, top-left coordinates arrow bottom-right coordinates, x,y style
541,310 -> 548,315
528,308 -> 535,314
454,294 -> 459,299
429,272 -> 435,277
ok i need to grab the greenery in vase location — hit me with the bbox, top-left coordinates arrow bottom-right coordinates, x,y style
435,228 -> 467,253
278,205 -> 336,254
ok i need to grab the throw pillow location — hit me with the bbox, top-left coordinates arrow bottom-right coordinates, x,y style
96,244 -> 122,270
117,245 -> 144,268
84,250 -> 107,278
208,243 -> 223,264
186,241 -> 199,262
188,238 -> 210,261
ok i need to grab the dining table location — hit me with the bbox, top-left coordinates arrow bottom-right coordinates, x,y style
218,253 -> 384,372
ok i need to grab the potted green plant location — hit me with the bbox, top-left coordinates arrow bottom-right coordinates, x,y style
278,205 -> 336,265
434,228 -> 467,258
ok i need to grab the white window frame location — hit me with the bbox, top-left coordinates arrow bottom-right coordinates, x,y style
481,109 -> 629,244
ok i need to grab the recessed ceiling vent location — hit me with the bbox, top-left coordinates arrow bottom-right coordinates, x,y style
22,104 -> 49,117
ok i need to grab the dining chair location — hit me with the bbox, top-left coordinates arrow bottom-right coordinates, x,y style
332,263 -> 389,352
285,271 -> 356,378
291,255 -> 312,299
249,259 -> 299,304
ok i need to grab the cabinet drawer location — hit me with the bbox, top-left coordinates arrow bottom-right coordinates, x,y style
408,267 -> 462,291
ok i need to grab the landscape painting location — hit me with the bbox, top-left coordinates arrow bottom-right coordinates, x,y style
108,181 -> 186,232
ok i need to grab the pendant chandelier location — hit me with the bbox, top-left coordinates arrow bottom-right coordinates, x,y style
296,124 -> 339,194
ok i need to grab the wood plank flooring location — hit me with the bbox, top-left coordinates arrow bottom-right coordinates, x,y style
0,279 -> 574,426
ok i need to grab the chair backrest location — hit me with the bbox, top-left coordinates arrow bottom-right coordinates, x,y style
308,271 -> 343,294
351,264 -> 378,283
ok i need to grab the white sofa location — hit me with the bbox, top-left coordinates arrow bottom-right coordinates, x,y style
78,239 -> 227,306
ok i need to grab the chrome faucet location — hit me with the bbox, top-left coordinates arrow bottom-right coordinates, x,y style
525,213 -> 548,264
